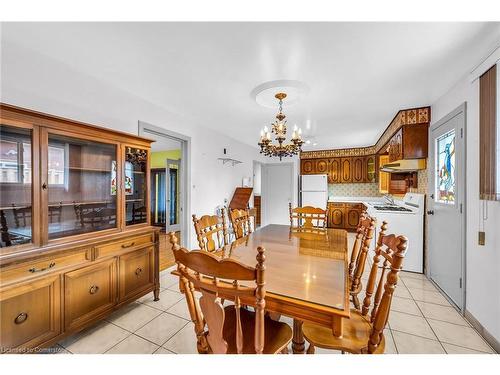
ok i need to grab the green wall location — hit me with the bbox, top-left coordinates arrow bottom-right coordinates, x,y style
151,150 -> 181,168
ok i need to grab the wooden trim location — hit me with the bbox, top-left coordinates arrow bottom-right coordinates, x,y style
479,65 -> 497,200
40,127 -> 49,245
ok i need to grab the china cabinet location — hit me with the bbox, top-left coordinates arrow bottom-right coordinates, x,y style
0,104 -> 160,353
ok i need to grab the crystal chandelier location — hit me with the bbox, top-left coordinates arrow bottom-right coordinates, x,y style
258,93 -> 304,160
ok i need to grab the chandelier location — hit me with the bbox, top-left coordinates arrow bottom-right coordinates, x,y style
258,93 -> 304,160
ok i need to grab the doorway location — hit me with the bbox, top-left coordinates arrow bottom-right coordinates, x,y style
427,103 -> 466,311
166,159 -> 180,232
261,163 -> 294,226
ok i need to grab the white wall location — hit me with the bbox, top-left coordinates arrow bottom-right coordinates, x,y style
0,41 -> 265,248
431,67 -> 500,343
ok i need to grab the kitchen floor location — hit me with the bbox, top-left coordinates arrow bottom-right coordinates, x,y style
45,234 -> 496,355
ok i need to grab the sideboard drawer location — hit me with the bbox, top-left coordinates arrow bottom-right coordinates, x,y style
0,275 -> 61,352
119,247 -> 155,301
0,248 -> 92,286
64,259 -> 117,331
95,233 -> 154,259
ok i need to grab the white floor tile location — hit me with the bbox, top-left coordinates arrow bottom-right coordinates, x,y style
392,331 -> 445,354
135,312 -> 188,345
442,342 -> 494,354
383,329 -> 397,354
427,318 -> 495,353
143,289 -> 184,311
415,301 -> 469,326
167,299 -> 192,321
389,311 -> 437,340
107,302 -> 162,332
106,334 -> 159,354
408,287 -> 450,306
59,322 -> 129,354
154,347 -> 175,354
390,296 -> 422,316
402,277 -> 438,292
163,323 -> 199,354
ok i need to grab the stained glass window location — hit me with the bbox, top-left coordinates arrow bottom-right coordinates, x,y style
436,129 -> 456,204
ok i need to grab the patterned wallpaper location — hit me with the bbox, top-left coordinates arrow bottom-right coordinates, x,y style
328,183 -> 381,198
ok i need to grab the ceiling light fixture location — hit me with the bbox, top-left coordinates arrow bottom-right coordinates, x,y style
258,93 -> 304,161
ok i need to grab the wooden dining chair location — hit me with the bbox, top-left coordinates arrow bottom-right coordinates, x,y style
348,212 -> 376,310
289,203 -> 327,229
229,208 -> 253,239
192,207 -> 229,252
169,233 -> 293,354
302,221 -> 408,354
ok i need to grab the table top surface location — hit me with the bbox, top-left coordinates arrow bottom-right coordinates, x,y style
225,224 -> 349,314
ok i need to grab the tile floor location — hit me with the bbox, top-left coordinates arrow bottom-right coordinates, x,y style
48,235 -> 497,355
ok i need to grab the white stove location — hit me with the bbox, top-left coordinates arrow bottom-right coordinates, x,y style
365,193 -> 425,273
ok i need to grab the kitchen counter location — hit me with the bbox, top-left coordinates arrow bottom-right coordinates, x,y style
327,196 -> 385,204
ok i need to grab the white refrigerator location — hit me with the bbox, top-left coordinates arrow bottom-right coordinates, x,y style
300,174 -> 328,210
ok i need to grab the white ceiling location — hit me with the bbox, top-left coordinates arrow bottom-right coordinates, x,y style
2,22 -> 500,150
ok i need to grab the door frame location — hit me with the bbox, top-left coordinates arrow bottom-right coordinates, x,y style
166,158 -> 181,232
138,121 -> 191,248
261,162 -> 295,227
427,102 -> 467,312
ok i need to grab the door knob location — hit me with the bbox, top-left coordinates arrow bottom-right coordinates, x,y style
427,210 -> 434,215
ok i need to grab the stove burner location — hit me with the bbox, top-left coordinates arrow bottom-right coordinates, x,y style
373,205 -> 412,212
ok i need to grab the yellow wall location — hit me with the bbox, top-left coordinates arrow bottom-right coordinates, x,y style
151,150 -> 181,168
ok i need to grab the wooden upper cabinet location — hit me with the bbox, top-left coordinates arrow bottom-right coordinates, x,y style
379,155 -> 390,193
387,125 -> 428,162
329,158 -> 341,183
364,155 -> 377,183
352,157 -> 364,183
341,158 -> 352,183
315,159 -> 329,174
300,159 -> 314,174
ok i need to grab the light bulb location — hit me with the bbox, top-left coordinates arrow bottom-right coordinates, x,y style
264,126 -> 268,133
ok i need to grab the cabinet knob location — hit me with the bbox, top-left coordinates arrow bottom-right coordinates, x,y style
89,285 -> 100,294
135,267 -> 143,277
427,210 -> 434,215
14,312 -> 28,325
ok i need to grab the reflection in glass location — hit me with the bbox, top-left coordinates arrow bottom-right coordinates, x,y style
125,147 -> 148,225
436,129 -> 456,204
47,134 -> 117,239
0,125 -> 32,247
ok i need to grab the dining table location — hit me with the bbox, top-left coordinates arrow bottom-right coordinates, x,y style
223,224 -> 350,354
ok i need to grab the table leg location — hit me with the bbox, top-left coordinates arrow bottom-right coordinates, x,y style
292,319 -> 306,354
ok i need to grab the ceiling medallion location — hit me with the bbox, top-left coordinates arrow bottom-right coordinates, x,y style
258,92 -> 304,161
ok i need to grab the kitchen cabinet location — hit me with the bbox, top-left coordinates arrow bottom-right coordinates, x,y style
379,155 -> 390,193
301,155 -> 378,184
327,202 -> 365,231
387,125 -> 428,162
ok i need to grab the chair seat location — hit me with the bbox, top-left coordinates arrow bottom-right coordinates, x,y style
302,309 -> 385,354
222,306 -> 292,354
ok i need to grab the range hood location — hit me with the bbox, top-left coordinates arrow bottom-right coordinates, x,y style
380,159 -> 426,173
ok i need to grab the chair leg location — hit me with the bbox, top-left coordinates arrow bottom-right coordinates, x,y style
352,295 -> 360,310
306,344 -> 315,354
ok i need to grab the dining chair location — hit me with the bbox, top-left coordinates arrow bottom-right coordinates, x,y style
169,232 -> 293,354
229,208 -> 253,239
192,207 -> 229,252
289,203 -> 327,229
302,221 -> 408,354
348,212 -> 376,310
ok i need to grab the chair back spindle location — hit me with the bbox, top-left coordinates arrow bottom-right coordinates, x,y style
229,208 -> 253,239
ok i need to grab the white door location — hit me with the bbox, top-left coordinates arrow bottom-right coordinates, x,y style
262,163 -> 294,225
428,104 -> 466,310
166,159 -> 181,232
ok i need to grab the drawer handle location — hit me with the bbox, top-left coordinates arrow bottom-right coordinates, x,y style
29,262 -> 55,273
121,242 -> 135,248
135,267 -> 143,277
89,285 -> 100,295
14,312 -> 28,325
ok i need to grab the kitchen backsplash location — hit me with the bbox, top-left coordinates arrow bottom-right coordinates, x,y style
328,183 -> 381,198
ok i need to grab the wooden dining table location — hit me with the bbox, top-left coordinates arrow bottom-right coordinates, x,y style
223,224 -> 350,354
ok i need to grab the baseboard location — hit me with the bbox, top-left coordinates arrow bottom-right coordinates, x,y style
464,309 -> 500,353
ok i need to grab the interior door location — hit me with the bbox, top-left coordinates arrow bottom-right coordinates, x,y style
166,159 -> 181,232
427,104 -> 465,310
262,163 -> 293,225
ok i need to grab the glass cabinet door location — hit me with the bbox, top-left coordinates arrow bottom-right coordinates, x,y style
124,146 -> 148,226
46,133 -> 118,239
0,125 -> 33,248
